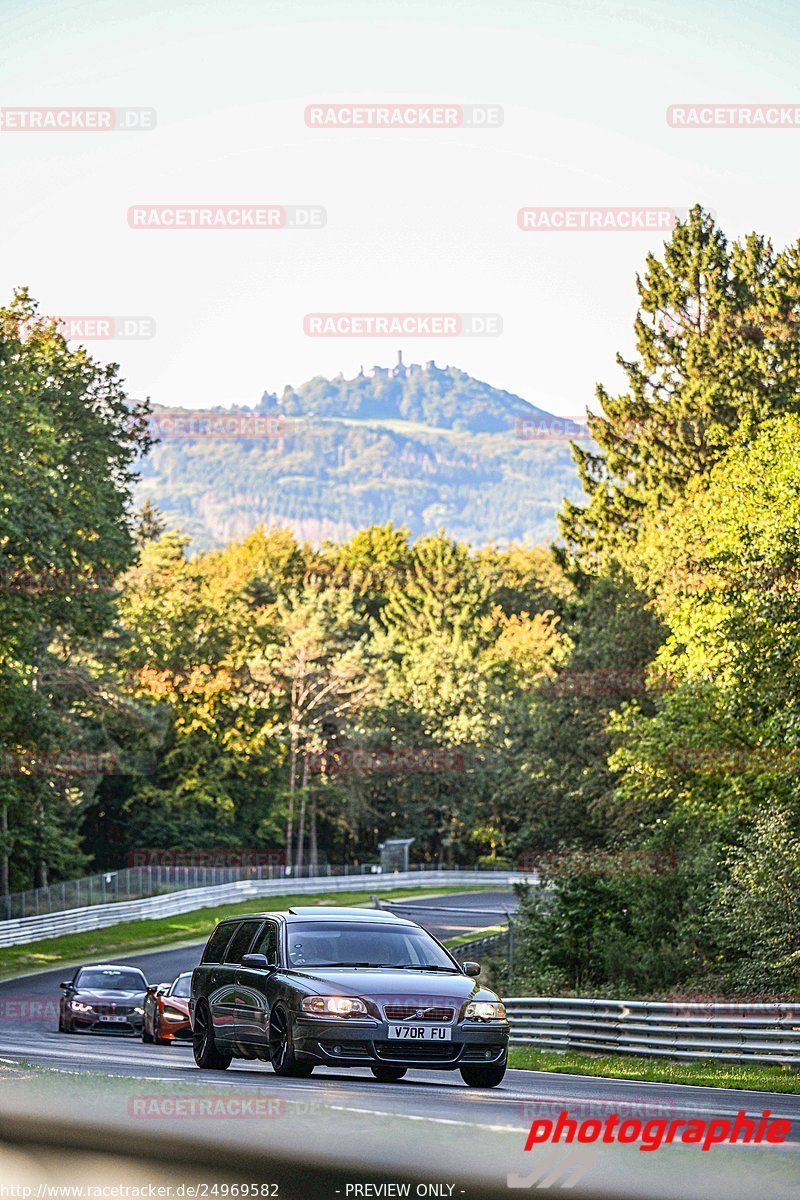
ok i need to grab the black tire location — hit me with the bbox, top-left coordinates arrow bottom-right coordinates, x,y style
370,1066 -> 407,1083
268,1004 -> 314,1078
142,1016 -> 154,1043
58,1009 -> 66,1033
192,1001 -> 232,1070
459,1061 -> 507,1088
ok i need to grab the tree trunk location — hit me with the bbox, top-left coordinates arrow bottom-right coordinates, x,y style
295,752 -> 309,868
309,791 -> 318,871
34,799 -> 47,889
0,801 -> 9,897
285,729 -> 297,868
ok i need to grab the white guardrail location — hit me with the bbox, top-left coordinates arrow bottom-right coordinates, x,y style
0,870 -> 530,948
503,997 -> 800,1066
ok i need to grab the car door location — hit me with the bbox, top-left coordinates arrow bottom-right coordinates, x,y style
213,920 -> 262,1042
235,920 -> 279,1049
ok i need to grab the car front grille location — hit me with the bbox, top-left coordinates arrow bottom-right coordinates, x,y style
373,1040 -> 460,1062
93,1005 -> 135,1017
383,1005 -> 455,1022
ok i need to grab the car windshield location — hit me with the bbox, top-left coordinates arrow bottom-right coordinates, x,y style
76,968 -> 147,991
170,975 -> 192,997
286,921 -> 458,969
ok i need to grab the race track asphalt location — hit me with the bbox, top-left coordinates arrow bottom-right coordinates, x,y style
0,892 -> 796,1200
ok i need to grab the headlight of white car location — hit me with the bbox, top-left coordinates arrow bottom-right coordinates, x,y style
464,1001 -> 507,1021
301,996 -> 369,1017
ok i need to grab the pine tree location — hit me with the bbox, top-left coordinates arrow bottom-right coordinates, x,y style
560,205 -> 800,570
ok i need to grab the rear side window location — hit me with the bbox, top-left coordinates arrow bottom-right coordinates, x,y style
253,922 -> 278,964
202,923 -> 235,964
224,921 -> 262,964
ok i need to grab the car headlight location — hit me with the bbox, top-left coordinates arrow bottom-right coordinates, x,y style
301,996 -> 368,1018
464,1001 -> 507,1021
70,1001 -> 94,1014
133,1006 -> 144,1015
162,1006 -> 186,1021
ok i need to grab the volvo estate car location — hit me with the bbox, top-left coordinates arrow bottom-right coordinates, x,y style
142,971 -> 193,1044
190,907 -> 509,1086
58,964 -> 148,1035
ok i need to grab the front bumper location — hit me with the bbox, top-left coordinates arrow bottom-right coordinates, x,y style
159,1019 -> 192,1042
69,1011 -> 144,1035
293,1016 -> 509,1069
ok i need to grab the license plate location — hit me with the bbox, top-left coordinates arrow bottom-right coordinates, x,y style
98,1014 -> 120,1022
387,1024 -> 451,1041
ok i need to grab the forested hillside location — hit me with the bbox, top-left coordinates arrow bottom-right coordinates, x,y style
137,362 -> 588,551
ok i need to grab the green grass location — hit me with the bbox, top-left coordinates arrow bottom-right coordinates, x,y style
508,1045 -> 800,1094
0,885 -> 493,980
442,924 -> 507,949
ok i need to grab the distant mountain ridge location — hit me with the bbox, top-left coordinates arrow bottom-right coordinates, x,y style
257,354 -> 560,434
139,359 -> 588,552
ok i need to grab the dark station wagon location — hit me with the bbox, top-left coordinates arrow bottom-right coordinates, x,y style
190,907 -> 509,1086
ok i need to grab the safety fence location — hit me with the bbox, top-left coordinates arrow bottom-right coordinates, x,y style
0,862 -> 466,922
503,996 -> 800,1065
0,869 -> 534,948
448,932 -> 509,962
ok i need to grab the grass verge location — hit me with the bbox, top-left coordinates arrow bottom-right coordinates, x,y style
508,1045 -> 800,1094
442,924 -> 507,949
0,886 -> 492,980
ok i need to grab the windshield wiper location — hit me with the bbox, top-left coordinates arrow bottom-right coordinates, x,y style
342,962 -> 459,972
302,961 -> 395,968
297,961 -> 460,971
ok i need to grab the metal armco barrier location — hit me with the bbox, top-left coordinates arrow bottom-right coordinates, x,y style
0,870 -> 535,948
503,996 -> 800,1065
449,932 -> 508,961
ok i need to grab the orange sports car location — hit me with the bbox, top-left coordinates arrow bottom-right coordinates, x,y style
142,971 -> 192,1044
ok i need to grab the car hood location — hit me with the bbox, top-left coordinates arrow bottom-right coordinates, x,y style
72,989 -> 146,1004
284,968 -> 497,1004
161,996 -> 191,1013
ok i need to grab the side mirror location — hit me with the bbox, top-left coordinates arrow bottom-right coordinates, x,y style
463,961 -> 481,977
241,953 -> 272,970
59,981 -> 72,990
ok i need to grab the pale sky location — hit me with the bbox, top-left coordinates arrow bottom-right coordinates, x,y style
1,0 -> 798,416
